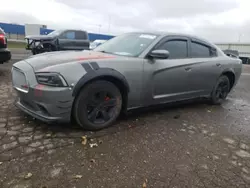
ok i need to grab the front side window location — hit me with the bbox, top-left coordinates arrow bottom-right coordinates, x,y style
59,31 -> 76,39
94,33 -> 159,57
65,31 -> 75,39
191,42 -> 216,58
157,40 -> 188,59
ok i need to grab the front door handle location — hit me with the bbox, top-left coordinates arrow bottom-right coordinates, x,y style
185,67 -> 192,71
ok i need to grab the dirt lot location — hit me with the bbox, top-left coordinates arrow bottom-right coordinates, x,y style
1,58 -> 250,188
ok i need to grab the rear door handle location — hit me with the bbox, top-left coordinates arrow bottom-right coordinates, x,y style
185,67 -> 192,71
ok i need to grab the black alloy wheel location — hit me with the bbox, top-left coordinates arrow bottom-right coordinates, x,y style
74,80 -> 122,131
210,75 -> 230,105
87,91 -> 117,124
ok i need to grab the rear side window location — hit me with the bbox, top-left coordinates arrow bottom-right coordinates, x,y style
157,40 -> 188,59
191,41 -> 217,58
75,31 -> 88,40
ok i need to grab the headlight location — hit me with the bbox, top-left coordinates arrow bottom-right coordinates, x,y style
35,72 -> 68,87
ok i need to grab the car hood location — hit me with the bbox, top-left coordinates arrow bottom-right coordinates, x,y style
25,35 -> 54,40
24,50 -> 118,71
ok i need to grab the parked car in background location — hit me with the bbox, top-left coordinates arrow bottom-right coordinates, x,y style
25,29 -> 90,55
223,49 -> 239,58
12,32 -> 242,131
0,27 -> 11,64
89,39 -> 107,50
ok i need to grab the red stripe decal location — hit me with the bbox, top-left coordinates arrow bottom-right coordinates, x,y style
78,56 -> 115,61
34,84 -> 45,97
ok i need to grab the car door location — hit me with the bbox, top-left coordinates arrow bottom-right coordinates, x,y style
143,36 -> 198,105
75,31 -> 90,50
187,39 -> 222,96
58,30 -> 76,50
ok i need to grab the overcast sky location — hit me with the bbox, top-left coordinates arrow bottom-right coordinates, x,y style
0,0 -> 250,42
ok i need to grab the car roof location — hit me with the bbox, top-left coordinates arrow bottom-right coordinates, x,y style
126,31 -> 216,47
127,31 -> 202,38
64,29 -> 87,33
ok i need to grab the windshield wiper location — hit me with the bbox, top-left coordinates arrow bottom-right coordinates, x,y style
98,50 -> 113,55
99,50 -> 108,53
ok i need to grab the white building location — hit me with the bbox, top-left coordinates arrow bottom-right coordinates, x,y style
24,24 -> 47,36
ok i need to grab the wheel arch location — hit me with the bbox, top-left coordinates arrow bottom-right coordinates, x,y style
221,69 -> 235,91
72,67 -> 130,113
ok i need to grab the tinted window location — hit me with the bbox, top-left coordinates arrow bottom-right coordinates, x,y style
191,42 -> 215,58
75,31 -> 88,40
157,40 -> 188,59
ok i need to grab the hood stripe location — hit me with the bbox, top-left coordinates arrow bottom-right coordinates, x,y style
81,63 -> 93,72
90,62 -> 99,70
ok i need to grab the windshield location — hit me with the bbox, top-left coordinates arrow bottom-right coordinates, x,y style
47,30 -> 62,36
93,33 -> 159,57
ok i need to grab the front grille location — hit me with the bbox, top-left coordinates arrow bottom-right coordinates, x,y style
12,67 -> 29,93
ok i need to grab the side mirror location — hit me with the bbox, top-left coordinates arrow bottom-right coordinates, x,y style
149,50 -> 169,59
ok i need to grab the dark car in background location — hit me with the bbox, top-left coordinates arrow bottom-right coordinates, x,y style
25,29 -> 90,55
223,49 -> 239,58
0,27 -> 11,64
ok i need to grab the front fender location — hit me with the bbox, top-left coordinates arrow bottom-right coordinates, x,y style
72,62 -> 130,97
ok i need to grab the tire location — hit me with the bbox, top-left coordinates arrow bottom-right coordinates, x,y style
73,80 -> 122,131
210,75 -> 230,105
32,49 -> 37,55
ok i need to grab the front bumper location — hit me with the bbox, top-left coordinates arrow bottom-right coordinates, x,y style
12,61 -> 73,123
0,48 -> 11,63
15,98 -> 66,123
14,87 -> 73,123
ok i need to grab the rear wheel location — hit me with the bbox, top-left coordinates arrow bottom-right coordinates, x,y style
210,75 -> 230,105
73,80 -> 122,131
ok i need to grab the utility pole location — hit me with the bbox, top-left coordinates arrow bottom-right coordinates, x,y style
98,25 -> 102,34
108,15 -> 111,33
238,33 -> 243,43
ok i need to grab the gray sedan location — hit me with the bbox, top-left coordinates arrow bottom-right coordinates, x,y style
11,32 -> 242,130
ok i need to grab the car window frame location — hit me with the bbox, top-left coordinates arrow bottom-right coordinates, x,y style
189,38 -> 218,58
148,36 -> 190,60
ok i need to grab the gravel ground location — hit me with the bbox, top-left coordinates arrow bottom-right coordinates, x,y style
1,58 -> 250,188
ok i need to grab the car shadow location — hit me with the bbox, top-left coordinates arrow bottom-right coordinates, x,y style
23,98 -> 214,137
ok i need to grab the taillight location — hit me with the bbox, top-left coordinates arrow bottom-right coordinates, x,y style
0,34 -> 6,45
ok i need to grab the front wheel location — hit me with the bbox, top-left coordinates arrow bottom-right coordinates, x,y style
73,80 -> 122,131
31,49 -> 37,55
210,75 -> 230,105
